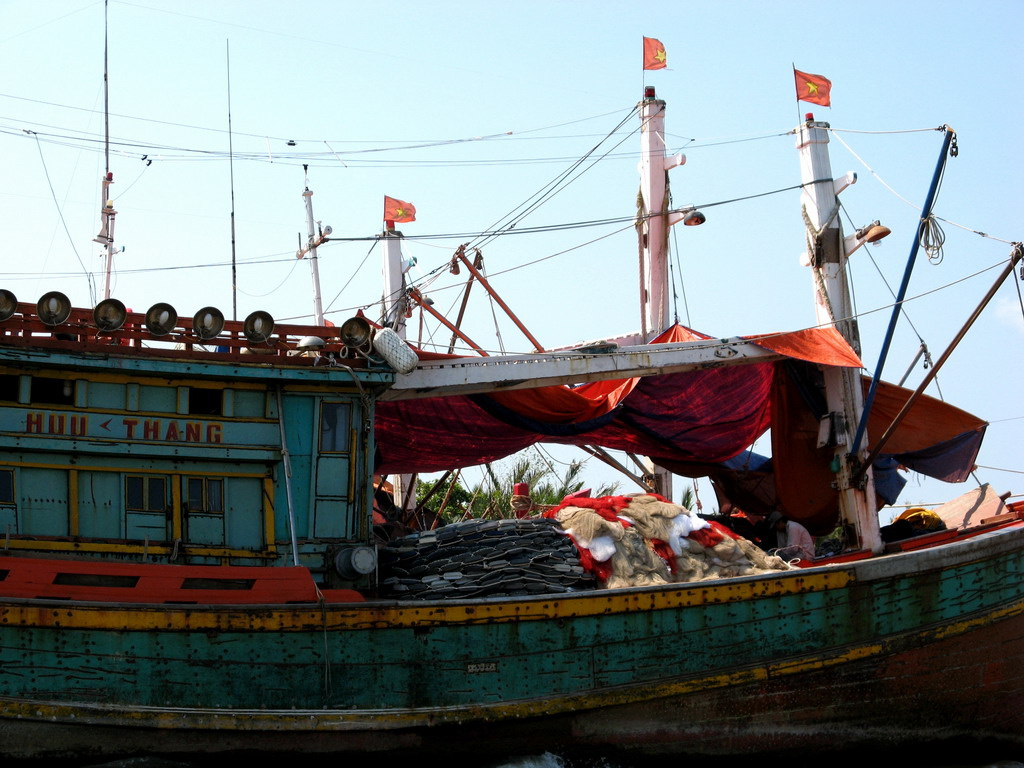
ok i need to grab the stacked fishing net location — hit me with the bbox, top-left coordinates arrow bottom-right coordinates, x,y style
377,517 -> 595,599
544,494 -> 793,588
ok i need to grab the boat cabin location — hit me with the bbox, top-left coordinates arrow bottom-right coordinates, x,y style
0,291 -> 394,587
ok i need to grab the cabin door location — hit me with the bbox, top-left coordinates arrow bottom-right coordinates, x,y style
182,474 -> 266,550
124,474 -> 171,542
313,401 -> 356,538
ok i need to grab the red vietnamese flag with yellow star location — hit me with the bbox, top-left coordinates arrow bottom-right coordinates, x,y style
643,37 -> 666,70
794,68 -> 832,106
384,195 -> 416,223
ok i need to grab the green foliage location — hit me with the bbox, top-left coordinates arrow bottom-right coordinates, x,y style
414,454 -> 623,524
678,486 -> 694,511
414,472 -> 475,525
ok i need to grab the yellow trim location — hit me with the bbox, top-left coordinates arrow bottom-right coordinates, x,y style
280,383 -> 366,395
0,570 -> 854,632
262,476 -> 276,550
0,537 -> 276,560
0,458 -> 267,479
348,427 -> 357,497
170,474 -> 183,541
0,366 -> 268,392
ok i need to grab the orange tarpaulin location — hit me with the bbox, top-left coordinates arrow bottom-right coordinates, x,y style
773,371 -> 986,533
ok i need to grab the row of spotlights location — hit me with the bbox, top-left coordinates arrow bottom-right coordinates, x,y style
0,290 -> 314,346
0,289 -> 396,368
0,290 -> 374,349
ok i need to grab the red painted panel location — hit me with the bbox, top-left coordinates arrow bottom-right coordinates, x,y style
0,556 -> 333,604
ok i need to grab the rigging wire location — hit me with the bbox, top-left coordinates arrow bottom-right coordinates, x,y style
0,90 -> 632,152
31,132 -> 97,305
480,257 -> 508,354
830,127 -> 1017,246
921,145 -> 949,265
406,222 -> 635,309
841,204 -> 929,345
0,121 -> 663,167
974,465 -> 1024,476
667,129 -> 791,152
829,129 -> 931,212
112,160 -> 151,199
234,254 -> 302,299
1014,259 -> 1024,328
830,126 -> 947,135
320,239 -> 379,318
668,215 -> 692,327
469,106 -> 641,250
0,120 -> 799,171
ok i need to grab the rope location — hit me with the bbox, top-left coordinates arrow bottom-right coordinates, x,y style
921,215 -> 946,264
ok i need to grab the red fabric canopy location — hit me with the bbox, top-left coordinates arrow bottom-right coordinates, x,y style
374,324 -> 861,475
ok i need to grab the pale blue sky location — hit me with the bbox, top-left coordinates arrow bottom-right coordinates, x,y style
1,0 -> 1021,510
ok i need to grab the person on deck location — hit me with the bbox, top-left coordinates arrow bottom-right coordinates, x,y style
768,510 -> 815,561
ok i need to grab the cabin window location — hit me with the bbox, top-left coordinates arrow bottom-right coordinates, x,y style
0,375 -> 19,403
139,384 -> 176,413
320,402 -> 352,453
233,389 -> 265,419
187,477 -> 224,514
31,376 -> 75,405
0,470 -> 13,504
187,387 -> 223,416
125,475 -> 167,512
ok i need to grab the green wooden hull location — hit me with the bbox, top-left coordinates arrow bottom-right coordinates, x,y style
1,524 -> 1022,760
0,300 -> 1020,761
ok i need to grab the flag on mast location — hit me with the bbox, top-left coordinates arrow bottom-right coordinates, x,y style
384,196 -> 416,223
643,37 -> 667,70
794,68 -> 832,106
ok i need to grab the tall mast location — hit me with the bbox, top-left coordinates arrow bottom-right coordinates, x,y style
637,87 -> 686,341
381,219 -> 414,512
795,113 -> 880,552
381,223 -> 408,336
636,87 -> 690,501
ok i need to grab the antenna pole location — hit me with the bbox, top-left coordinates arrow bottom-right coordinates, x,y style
300,165 -> 326,326
103,0 -> 110,175
227,40 -> 238,320
97,0 -> 116,300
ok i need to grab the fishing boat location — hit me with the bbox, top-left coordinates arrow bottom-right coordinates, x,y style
0,85 -> 1021,764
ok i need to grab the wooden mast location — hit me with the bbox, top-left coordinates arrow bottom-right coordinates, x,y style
381,219 -> 416,512
637,86 -> 688,500
796,113 -> 881,552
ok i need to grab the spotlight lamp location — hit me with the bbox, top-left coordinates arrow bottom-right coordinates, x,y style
37,291 -> 72,326
93,298 -> 128,332
192,307 -> 225,341
145,303 -> 178,336
243,311 -> 275,344
0,290 -> 18,322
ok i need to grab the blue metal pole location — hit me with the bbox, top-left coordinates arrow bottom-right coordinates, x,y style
850,126 -> 955,457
